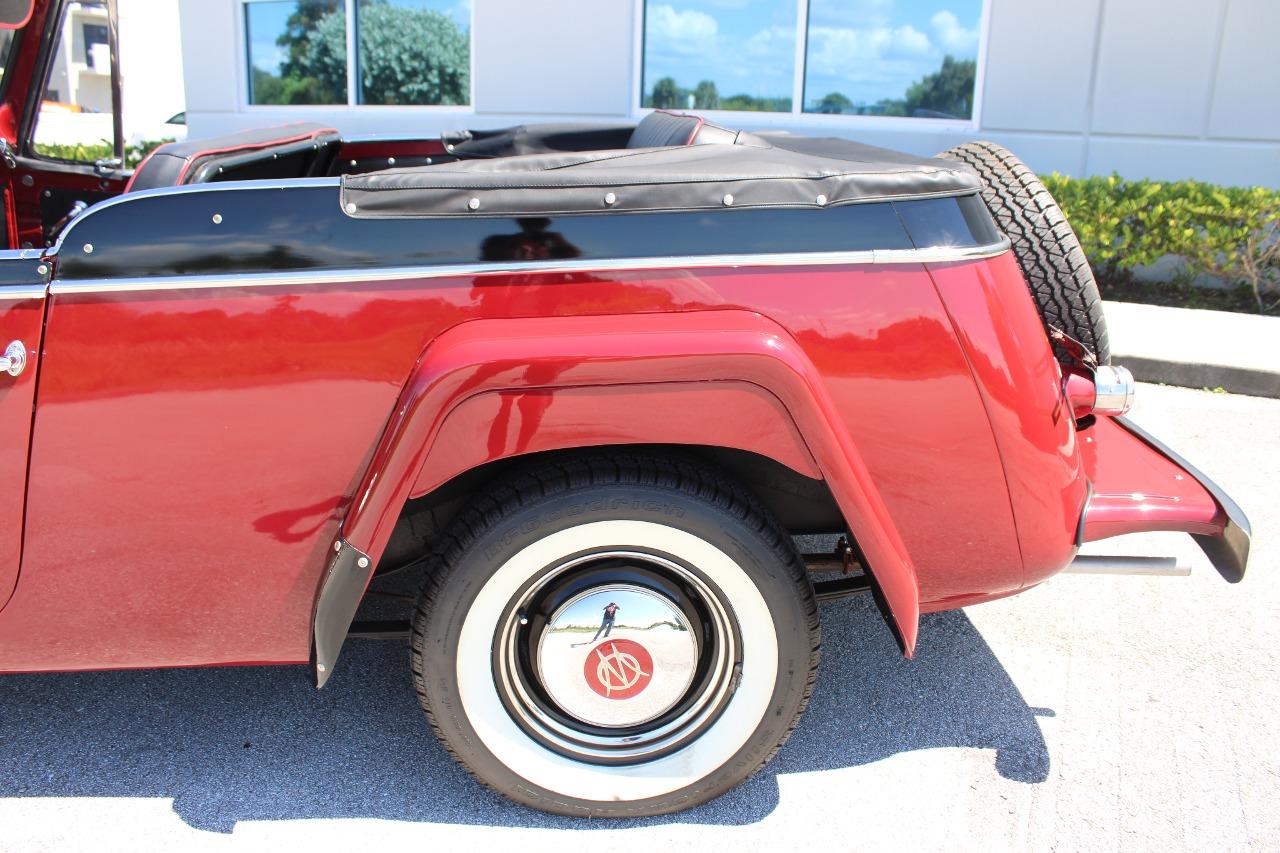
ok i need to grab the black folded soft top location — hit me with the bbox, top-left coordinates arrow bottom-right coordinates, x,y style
340,132 -> 980,220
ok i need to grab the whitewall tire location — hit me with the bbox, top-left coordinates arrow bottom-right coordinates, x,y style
410,454 -> 820,817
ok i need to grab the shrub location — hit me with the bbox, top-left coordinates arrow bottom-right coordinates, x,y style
1042,173 -> 1280,312
33,138 -> 175,168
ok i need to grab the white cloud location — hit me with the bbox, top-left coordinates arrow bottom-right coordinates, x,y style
930,10 -> 979,55
807,23 -> 932,76
808,0 -> 894,29
745,25 -> 795,59
647,4 -> 719,56
889,24 -> 931,57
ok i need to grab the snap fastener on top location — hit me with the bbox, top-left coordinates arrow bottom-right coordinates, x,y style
815,194 -> 828,206
345,202 -> 357,214
604,192 -> 617,206
722,194 -> 734,206
468,197 -> 481,210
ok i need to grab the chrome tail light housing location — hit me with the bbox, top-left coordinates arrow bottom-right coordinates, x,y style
1064,363 -> 1136,418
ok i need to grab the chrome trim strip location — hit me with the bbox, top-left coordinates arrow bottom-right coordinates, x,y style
0,249 -> 46,262
49,237 -> 1010,295
0,287 -> 49,300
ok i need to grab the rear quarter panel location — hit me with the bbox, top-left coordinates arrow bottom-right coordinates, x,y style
0,187 -> 1026,670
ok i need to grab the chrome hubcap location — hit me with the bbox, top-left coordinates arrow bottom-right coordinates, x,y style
494,551 -> 740,764
536,585 -> 699,728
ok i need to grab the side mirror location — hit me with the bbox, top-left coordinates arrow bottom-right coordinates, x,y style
0,1 -> 33,30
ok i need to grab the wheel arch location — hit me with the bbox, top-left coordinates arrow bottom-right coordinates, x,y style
379,443 -> 847,576
312,310 -> 921,685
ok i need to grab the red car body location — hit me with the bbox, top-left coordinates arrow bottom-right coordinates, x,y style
0,1 -> 1248,685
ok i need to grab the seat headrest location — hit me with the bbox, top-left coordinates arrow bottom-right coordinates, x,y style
626,111 -> 704,148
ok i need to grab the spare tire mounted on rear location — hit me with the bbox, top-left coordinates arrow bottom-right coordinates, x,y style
939,141 -> 1111,366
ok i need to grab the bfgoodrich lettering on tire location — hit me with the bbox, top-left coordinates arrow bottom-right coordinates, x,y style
410,454 -> 820,817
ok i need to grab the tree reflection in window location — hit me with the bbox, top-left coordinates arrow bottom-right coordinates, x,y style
641,0 -> 797,113
357,0 -> 469,105
246,0 -> 346,105
802,0 -> 982,119
245,0 -> 470,106
640,0 -> 985,120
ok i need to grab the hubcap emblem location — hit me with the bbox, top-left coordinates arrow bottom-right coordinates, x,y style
584,639 -> 653,700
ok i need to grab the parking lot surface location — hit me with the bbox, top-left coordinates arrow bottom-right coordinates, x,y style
1,383 -> 1276,852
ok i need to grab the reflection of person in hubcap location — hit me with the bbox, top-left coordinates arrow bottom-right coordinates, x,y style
592,602 -> 619,642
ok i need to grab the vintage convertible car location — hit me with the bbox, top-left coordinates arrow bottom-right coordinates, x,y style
0,0 -> 1250,818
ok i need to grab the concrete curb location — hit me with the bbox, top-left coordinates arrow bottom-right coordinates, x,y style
1105,301 -> 1279,399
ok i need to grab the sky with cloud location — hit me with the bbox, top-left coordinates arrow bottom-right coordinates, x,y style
643,0 -> 982,109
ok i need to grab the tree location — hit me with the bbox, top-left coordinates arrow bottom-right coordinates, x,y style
651,76 -> 681,109
693,80 -> 719,110
355,2 -> 470,105
265,0 -> 470,106
815,91 -> 853,114
904,55 -> 976,119
719,93 -> 791,112
271,0 -> 346,103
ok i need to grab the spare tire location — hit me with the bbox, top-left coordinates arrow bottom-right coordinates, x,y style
938,141 -> 1110,365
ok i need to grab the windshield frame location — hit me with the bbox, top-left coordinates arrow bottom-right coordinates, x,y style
0,21 -> 26,105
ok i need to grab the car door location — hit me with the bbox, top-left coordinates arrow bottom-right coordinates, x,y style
0,250 -> 45,608
1,0 -> 128,251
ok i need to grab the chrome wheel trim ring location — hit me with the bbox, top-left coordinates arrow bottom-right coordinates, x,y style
455,520 -> 778,802
495,550 -> 739,762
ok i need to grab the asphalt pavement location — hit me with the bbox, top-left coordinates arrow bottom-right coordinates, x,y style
1,383 -> 1276,852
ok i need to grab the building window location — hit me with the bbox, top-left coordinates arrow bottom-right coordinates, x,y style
82,22 -> 109,70
246,0 -> 347,105
803,0 -> 982,119
642,0 -> 797,112
244,0 -> 471,107
356,0 -> 470,105
640,0 -> 986,121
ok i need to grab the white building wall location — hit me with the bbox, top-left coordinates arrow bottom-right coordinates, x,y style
177,0 -> 1280,186
118,0 -> 187,140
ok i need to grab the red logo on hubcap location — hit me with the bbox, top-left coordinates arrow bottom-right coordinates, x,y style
584,639 -> 653,700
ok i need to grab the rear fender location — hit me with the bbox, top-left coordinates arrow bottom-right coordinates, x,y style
312,309 -> 919,685
413,381 -> 822,494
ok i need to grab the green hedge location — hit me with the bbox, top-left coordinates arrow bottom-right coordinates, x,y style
32,138 -> 173,168
1041,173 -> 1280,312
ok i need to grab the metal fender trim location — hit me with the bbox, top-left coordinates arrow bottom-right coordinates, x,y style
311,310 -> 920,685
312,539 -> 373,687
1114,416 -> 1251,583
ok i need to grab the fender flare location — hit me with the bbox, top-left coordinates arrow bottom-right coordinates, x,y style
312,309 -> 919,685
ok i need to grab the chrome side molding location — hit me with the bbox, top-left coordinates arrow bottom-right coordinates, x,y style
48,237 -> 1012,296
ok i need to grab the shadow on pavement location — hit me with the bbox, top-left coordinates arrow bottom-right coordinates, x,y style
0,598 -> 1050,832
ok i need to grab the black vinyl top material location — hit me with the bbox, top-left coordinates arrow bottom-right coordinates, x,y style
341,133 -> 981,219
626,111 -> 703,148
128,122 -> 339,192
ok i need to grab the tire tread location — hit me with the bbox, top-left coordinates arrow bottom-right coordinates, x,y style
939,141 -> 1111,364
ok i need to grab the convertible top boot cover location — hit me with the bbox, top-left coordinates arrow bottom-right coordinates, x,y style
341,137 -> 981,219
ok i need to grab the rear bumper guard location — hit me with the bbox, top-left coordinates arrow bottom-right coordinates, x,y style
1114,417 -> 1251,582
1079,415 -> 1250,583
